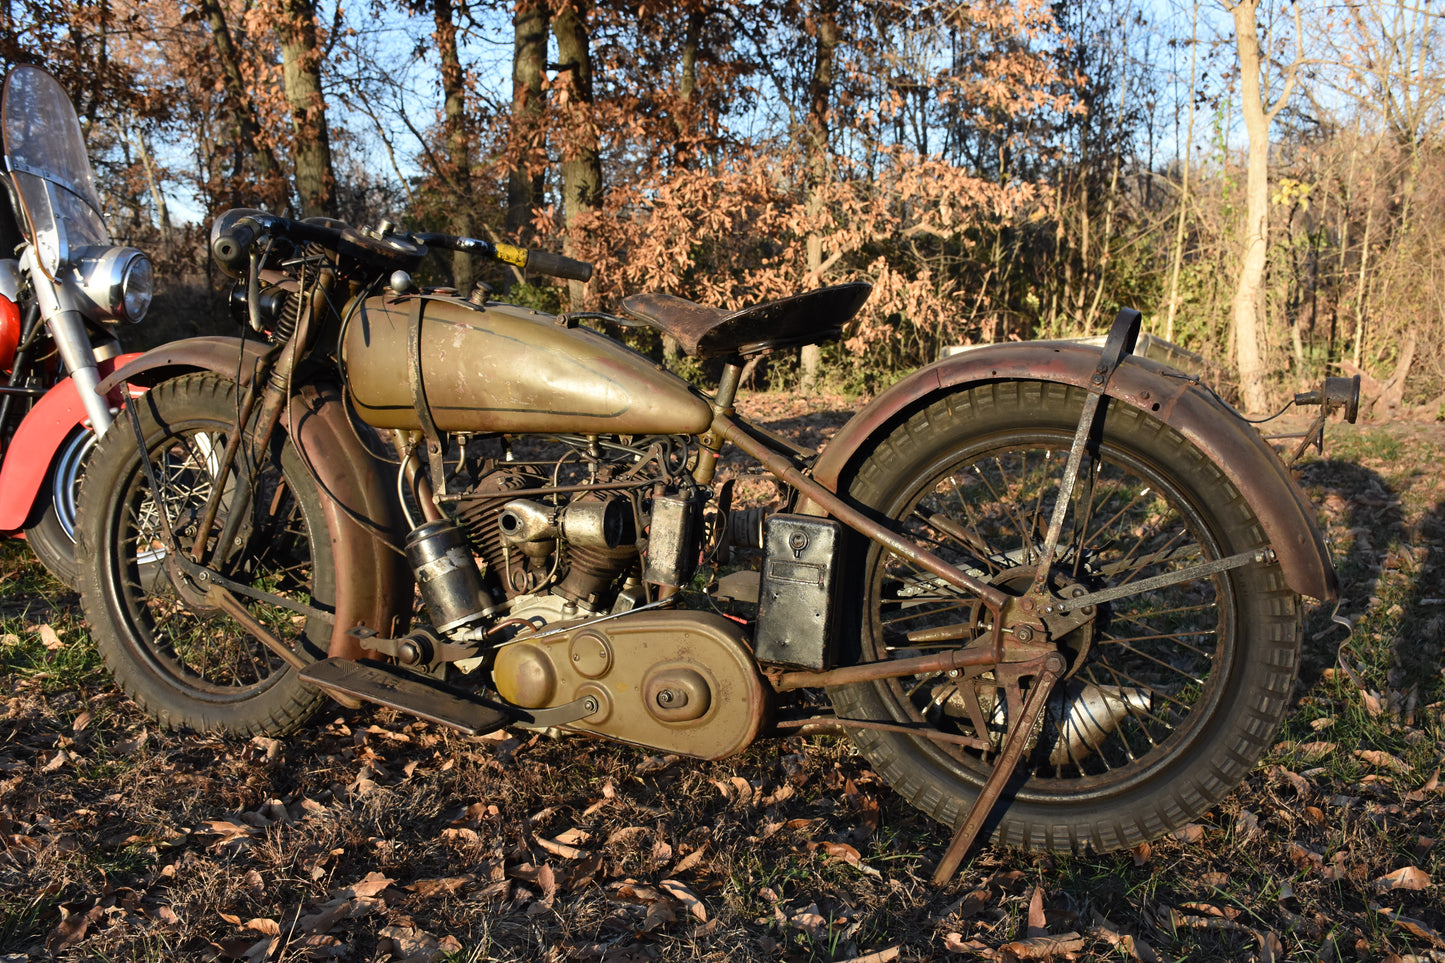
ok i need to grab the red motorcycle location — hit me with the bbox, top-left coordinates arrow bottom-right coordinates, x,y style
0,65 -> 153,588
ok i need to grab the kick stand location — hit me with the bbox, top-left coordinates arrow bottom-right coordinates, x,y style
931,652 -> 1066,886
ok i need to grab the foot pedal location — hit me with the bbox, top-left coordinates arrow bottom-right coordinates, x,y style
300,658 -> 513,735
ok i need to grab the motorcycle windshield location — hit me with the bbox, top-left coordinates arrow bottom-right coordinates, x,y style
1,65 -> 109,276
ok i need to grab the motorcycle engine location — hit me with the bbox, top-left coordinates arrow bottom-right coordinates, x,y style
399,437 -> 767,758
424,435 -> 704,645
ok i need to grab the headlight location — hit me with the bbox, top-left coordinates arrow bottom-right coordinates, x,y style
71,245 -> 153,323
121,253 -> 154,322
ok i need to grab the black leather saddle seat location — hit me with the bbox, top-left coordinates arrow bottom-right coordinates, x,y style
619,282 -> 872,360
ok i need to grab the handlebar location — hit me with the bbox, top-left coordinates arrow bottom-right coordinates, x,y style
211,209 -> 595,284
413,232 -> 594,283
211,210 -> 354,274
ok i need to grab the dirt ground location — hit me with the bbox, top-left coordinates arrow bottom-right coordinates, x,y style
2,393 -> 1443,962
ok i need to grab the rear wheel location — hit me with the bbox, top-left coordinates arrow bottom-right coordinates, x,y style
78,373 -> 332,735
829,381 -> 1301,853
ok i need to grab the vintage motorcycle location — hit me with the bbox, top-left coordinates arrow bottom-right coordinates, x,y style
76,209 -> 1355,881
0,65 -> 153,588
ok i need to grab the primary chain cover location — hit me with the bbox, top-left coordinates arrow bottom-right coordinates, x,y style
491,610 -> 769,759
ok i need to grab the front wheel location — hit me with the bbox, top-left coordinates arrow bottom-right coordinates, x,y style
829,381 -> 1302,853
23,426 -> 96,590
77,373 -> 333,735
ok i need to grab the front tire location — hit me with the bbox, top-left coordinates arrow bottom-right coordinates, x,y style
78,373 -> 332,735
23,427 -> 96,590
830,381 -> 1302,853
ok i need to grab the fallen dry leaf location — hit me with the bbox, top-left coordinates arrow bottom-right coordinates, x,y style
1027,886 -> 1047,938
838,947 -> 901,963
810,840 -> 880,875
1172,824 -> 1205,843
536,832 -> 589,860
1355,749 -> 1411,772
537,863 -> 558,905
38,624 -> 63,651
1296,740 -> 1337,760
659,879 -> 707,921
1000,933 -> 1088,959
406,876 -> 476,898
241,935 -> 278,963
1373,904 -> 1445,948
343,871 -> 394,899
378,924 -> 463,963
788,902 -> 829,939
45,904 -> 101,956
1371,866 -> 1431,893
943,932 -> 991,954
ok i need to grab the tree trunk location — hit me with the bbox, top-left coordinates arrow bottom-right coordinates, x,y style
133,127 -> 171,243
1231,0 -> 1270,414
800,0 -> 839,394
553,0 -> 601,309
434,0 -> 473,293
1164,0 -> 1199,343
507,0 -> 548,248
1226,0 -> 1301,413
196,0 -> 286,210
277,0 -> 334,218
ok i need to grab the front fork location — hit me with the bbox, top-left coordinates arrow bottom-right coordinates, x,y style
22,245 -> 119,435
119,263 -> 337,670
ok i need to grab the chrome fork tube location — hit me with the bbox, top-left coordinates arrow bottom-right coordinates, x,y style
21,246 -> 114,434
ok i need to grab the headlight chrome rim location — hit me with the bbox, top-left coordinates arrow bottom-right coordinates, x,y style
71,245 -> 153,323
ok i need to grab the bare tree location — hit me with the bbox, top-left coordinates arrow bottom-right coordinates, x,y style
1220,0 -> 1303,411
507,0 -> 548,244
277,0 -> 335,218
800,0 -> 839,393
552,0 -> 601,307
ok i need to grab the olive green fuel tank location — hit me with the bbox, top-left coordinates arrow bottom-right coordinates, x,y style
341,294 -> 715,435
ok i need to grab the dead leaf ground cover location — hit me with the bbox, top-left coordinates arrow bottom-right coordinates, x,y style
1,395 -> 1443,963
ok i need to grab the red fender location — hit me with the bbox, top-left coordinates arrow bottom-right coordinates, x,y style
0,353 -> 142,533
90,335 -> 411,655
803,341 -> 1338,603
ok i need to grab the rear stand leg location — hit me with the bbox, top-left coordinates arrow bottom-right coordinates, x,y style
931,651 -> 1066,886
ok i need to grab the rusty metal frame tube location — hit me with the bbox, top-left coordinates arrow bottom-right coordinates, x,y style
206,584 -> 308,671
772,641 -> 1000,690
774,716 -> 991,750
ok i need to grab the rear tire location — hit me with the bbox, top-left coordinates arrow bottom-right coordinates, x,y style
829,381 -> 1302,853
78,373 -> 332,735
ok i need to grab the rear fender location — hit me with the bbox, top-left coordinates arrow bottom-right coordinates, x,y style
805,341 -> 1338,602
0,353 -> 141,533
95,336 -> 412,656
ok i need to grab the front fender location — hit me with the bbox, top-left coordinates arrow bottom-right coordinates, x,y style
0,353 -> 141,533
806,341 -> 1338,602
94,336 -> 277,395
286,382 -> 412,658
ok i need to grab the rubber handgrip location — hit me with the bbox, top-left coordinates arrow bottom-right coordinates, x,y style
526,249 -> 594,282
212,219 -> 258,272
